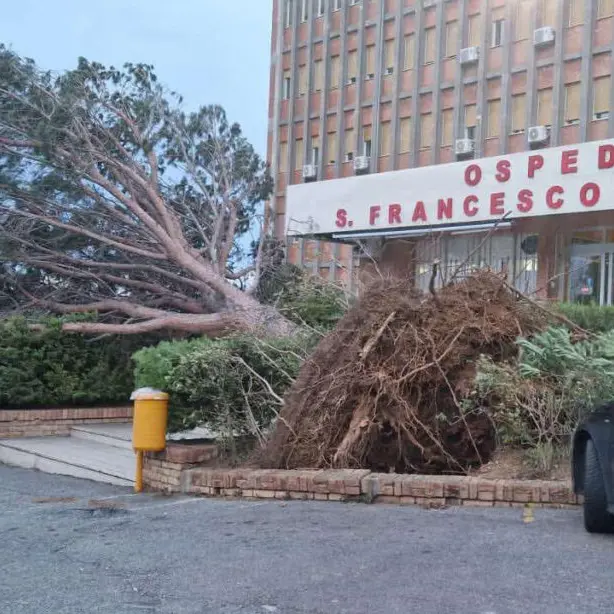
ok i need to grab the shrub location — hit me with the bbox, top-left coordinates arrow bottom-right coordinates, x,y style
470,326 -> 614,452
256,262 -> 349,331
133,338 -> 209,392
0,317 -> 149,407
134,333 -> 317,435
556,302 -> 614,333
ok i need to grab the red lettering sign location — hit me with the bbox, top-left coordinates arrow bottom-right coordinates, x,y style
528,154 -> 544,178
369,205 -> 381,225
490,192 -> 505,216
517,189 -> 533,213
580,182 -> 600,207
465,164 -> 482,187
388,203 -> 402,224
599,144 -> 614,169
561,149 -> 579,174
463,195 -> 479,217
546,185 -> 564,209
335,209 -> 348,228
495,160 -> 511,183
437,198 -> 453,220
412,201 -> 427,222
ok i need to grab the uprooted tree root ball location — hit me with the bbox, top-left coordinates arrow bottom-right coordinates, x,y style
258,271 -> 549,474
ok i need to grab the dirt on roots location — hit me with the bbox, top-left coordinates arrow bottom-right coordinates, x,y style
258,270 -> 549,474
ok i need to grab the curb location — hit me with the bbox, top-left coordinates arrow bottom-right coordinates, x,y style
143,454 -> 579,508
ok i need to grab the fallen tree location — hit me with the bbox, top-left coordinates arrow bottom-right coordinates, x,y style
0,47 -> 291,336
258,271 -> 549,474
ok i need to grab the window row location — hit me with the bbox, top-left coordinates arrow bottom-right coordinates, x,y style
283,0 -> 614,32
277,75 -> 612,170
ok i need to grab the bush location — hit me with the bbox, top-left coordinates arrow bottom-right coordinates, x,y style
133,333 -> 317,435
0,317 -> 149,407
556,302 -> 614,333
469,326 -> 614,451
256,262 -> 348,331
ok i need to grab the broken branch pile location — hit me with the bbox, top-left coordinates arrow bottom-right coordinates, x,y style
259,271 -> 548,474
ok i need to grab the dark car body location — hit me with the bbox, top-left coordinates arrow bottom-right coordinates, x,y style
572,402 -> 614,521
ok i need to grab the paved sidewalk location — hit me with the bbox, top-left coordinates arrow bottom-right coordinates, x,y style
1,465 -> 614,614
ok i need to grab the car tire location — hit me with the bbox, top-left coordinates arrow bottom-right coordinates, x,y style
583,438 -> 614,534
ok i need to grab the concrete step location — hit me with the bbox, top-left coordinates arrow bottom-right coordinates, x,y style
70,423 -> 133,450
0,436 -> 135,486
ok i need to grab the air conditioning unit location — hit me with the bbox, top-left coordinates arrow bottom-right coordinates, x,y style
365,73 -> 375,80
385,67 -> 394,76
528,125 -> 549,146
454,138 -> 475,156
353,155 -> 370,173
533,26 -> 555,47
594,111 -> 610,121
459,46 -> 479,65
302,164 -> 317,182
423,0 -> 436,7
347,76 -> 357,85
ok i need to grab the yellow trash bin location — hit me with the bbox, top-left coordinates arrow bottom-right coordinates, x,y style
131,388 -> 169,452
131,387 -> 169,493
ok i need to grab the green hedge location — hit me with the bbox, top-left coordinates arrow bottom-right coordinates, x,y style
0,317 -> 152,408
556,302 -> 614,333
133,333 -> 316,434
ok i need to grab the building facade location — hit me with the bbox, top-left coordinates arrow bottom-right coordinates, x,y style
267,0 -> 614,304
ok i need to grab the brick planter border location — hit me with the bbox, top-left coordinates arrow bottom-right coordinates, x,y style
0,406 -> 133,438
143,450 -> 579,508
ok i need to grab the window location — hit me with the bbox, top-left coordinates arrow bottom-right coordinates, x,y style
468,14 -> 480,47
379,122 -> 392,156
295,139 -> 304,170
516,1 -> 531,39
279,142 -> 288,172
441,109 -> 454,146
540,0 -> 557,26
420,113 -> 434,149
333,0 -> 341,10
316,0 -> 325,17
313,60 -> 324,91
297,65 -> 308,96
593,76 -> 611,120
487,99 -> 501,138
403,34 -> 415,70
330,55 -> 341,89
423,27 -> 436,64
310,136 -> 321,165
537,88 -> 553,126
284,0 -> 293,28
384,40 -> 395,75
399,117 -> 412,152
445,21 -> 458,58
491,8 -> 505,48
347,50 -> 358,84
464,104 -> 477,139
365,44 -> 376,78
362,125 -> 372,157
598,0 -> 614,18
564,82 -> 580,125
327,132 -> 337,164
282,71 -> 291,99
300,0 -> 308,22
568,0 -> 584,26
511,93 -> 526,133
344,129 -> 354,161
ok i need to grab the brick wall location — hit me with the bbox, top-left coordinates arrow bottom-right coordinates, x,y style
143,455 -> 579,508
0,406 -> 133,438
143,443 -> 219,493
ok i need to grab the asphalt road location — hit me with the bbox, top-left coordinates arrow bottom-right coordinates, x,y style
1,465 -> 614,614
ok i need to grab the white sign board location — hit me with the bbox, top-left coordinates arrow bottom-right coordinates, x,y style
285,138 -> 614,237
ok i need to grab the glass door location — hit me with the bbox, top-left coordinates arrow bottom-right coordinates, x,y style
569,245 -> 613,306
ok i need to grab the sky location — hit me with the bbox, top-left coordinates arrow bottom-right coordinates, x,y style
0,0 -> 273,156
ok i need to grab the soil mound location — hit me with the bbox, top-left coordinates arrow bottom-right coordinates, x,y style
259,271 -> 547,474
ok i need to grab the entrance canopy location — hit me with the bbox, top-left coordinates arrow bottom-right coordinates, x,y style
285,138 -> 614,239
